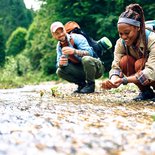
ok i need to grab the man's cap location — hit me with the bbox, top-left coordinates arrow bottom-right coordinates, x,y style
50,21 -> 64,33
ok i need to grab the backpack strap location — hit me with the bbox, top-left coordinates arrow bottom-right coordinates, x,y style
121,39 -> 131,76
60,36 -> 75,47
122,39 -> 125,49
70,36 -> 78,49
122,39 -> 130,55
70,37 -> 74,46
69,37 -> 79,63
145,29 -> 152,46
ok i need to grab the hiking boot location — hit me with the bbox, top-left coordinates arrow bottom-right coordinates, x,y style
74,82 -> 86,93
133,88 -> 155,101
80,82 -> 95,94
151,98 -> 155,102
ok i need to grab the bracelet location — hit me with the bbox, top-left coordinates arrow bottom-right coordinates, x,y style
122,77 -> 128,85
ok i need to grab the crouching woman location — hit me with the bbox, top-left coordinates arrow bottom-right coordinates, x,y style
101,3 -> 155,101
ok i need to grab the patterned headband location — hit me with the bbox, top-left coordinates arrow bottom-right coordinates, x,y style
118,17 -> 140,27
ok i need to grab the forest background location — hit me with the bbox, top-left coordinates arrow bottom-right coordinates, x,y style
0,0 -> 155,88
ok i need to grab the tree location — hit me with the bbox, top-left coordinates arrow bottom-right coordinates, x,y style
0,28 -> 5,67
6,27 -> 27,56
0,0 -> 33,40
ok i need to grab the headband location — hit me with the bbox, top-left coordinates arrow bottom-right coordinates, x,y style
118,17 -> 140,27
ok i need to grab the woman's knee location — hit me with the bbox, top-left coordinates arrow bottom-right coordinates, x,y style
120,55 -> 129,70
119,55 -> 136,76
135,58 -> 145,72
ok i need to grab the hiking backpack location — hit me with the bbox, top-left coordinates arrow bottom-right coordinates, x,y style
64,21 -> 113,71
145,20 -> 155,32
145,20 -> 155,43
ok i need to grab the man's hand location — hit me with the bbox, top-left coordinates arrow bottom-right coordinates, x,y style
59,55 -> 68,66
62,47 -> 74,55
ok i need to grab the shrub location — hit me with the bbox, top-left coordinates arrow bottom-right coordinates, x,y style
6,27 -> 27,56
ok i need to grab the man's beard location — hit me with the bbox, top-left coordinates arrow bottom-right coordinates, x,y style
59,36 -> 67,42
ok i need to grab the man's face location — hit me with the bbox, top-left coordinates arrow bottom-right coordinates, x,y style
52,27 -> 66,42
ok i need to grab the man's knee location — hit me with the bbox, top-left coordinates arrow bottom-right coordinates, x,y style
82,56 -> 92,64
82,56 -> 96,68
56,68 -> 63,78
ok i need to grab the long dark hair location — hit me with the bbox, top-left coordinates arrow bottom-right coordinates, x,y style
119,4 -> 147,53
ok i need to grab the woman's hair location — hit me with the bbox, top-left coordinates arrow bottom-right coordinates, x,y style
119,4 -> 147,53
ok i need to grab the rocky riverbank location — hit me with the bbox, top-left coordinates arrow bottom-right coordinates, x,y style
0,81 -> 155,155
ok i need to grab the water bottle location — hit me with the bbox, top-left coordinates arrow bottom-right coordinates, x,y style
61,54 -> 68,66
97,37 -> 112,53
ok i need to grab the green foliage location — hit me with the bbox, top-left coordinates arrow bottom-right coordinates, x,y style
51,86 -> 60,97
0,28 -> 5,67
1,0 -> 155,87
2,54 -> 31,77
0,0 -> 33,40
40,52 -> 57,75
6,27 -> 27,56
0,55 -> 53,88
16,54 -> 32,76
152,115 -> 155,121
24,14 -> 57,74
24,21 -> 42,70
0,56 -> 24,88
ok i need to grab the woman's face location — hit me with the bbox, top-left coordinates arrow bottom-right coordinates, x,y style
118,23 -> 139,46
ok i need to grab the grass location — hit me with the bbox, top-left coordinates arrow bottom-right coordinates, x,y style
0,72 -> 59,89
0,71 -> 109,89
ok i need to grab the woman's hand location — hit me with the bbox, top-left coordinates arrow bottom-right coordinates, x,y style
101,80 -> 118,90
62,47 -> 74,55
101,76 -> 123,90
113,78 -> 123,87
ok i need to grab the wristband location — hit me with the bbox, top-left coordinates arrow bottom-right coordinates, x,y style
122,77 -> 128,85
